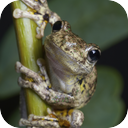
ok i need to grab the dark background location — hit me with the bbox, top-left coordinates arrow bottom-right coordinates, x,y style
0,4 -> 128,123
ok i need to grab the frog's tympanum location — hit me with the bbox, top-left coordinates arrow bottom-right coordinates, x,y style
14,0 -> 101,128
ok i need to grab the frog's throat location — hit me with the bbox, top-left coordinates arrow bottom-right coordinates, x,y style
47,62 -> 78,93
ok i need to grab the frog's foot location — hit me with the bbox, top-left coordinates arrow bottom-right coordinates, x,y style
16,61 -> 49,100
15,61 -> 43,83
20,0 -> 61,24
13,8 -> 47,38
21,0 -> 49,13
37,58 -> 51,88
18,76 -> 49,100
13,0 -> 61,38
70,110 -> 84,128
19,114 -> 60,128
46,109 -> 84,128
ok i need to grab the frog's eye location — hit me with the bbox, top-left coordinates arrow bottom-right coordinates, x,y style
52,21 -> 62,32
88,50 -> 100,62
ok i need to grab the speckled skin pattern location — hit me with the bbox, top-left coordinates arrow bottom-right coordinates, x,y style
14,0 -> 101,128
13,0 -> 61,38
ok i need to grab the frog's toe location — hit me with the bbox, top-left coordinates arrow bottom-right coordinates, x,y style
18,77 -> 40,91
19,118 -> 30,126
14,8 -> 42,20
19,116 -> 60,128
18,77 -> 31,88
36,27 -> 42,39
71,110 -> 84,128
15,61 -> 22,73
28,114 -> 35,121
22,0 -> 40,11
37,58 -> 49,81
36,19 -> 48,38
37,58 -> 45,67
15,61 -> 43,83
13,9 -> 22,18
39,0 -> 48,5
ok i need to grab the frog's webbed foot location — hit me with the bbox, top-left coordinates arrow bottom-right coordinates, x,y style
21,0 -> 49,13
19,114 -> 60,128
13,0 -> 61,38
13,8 -> 46,38
16,61 -> 49,100
16,61 -> 43,83
19,109 -> 84,128
20,0 -> 61,24
37,58 -> 51,88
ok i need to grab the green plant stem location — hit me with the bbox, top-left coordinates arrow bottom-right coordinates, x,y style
11,0 -> 48,116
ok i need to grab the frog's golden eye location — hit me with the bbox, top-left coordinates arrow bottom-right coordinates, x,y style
88,50 -> 101,63
52,21 -> 62,32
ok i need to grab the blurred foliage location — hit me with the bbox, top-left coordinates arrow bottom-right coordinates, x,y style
81,66 -> 124,128
0,0 -> 128,127
0,26 -> 19,99
7,107 -> 25,128
48,0 -> 128,50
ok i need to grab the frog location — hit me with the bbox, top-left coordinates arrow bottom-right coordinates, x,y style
14,0 -> 101,128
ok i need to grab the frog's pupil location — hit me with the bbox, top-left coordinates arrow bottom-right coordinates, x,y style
89,50 -> 100,62
53,21 -> 62,31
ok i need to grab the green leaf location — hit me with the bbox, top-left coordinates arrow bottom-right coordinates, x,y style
7,107 -> 25,128
81,66 -> 125,128
0,26 -> 20,99
47,0 -> 128,50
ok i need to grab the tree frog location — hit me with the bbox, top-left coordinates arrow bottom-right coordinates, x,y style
14,0 -> 101,128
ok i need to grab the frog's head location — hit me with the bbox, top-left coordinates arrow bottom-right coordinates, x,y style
44,21 -> 101,75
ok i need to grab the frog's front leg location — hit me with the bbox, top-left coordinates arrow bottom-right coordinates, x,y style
21,0 -> 48,13
13,0 -> 61,38
13,8 -> 47,38
16,61 -> 75,107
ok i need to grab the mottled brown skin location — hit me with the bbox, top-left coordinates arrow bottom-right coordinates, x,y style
14,0 -> 101,128
44,21 -> 100,109
45,21 -> 100,75
15,21 -> 100,128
